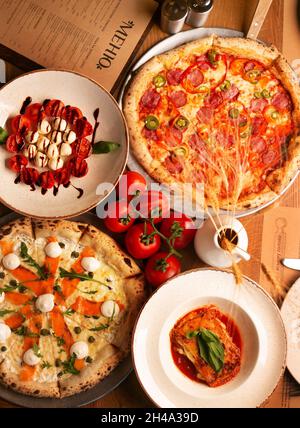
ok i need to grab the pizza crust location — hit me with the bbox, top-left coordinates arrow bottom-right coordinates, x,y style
0,217 -> 33,242
33,219 -> 87,242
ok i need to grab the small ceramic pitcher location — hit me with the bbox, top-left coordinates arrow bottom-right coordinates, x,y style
194,215 -> 251,268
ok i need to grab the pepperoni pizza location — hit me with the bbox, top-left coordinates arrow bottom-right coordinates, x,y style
124,35 -> 300,210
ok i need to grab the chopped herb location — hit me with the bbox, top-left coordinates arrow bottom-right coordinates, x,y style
20,242 -> 48,279
61,354 -> 80,375
41,361 -> 52,369
13,326 -> 39,337
0,127 -> 8,145
54,284 -> 63,294
59,268 -> 111,289
40,329 -> 51,336
33,343 -> 43,358
0,309 -> 15,317
56,336 -> 65,347
79,289 -> 98,295
89,323 -> 109,332
63,308 -> 75,316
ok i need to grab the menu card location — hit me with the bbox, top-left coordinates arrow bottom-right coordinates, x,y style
0,0 -> 158,91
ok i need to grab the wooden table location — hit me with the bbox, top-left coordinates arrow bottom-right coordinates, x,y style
0,0 -> 299,408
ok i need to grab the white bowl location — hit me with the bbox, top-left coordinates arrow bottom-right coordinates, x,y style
132,268 -> 286,408
0,69 -> 128,218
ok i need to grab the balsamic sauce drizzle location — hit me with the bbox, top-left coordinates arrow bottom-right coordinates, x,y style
19,96 -> 32,115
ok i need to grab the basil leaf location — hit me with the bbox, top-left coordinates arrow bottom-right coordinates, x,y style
197,334 -> 210,365
0,309 -> 15,317
62,353 -> 80,375
92,141 -> 120,154
200,328 -> 220,343
186,330 -> 200,339
0,127 -> 8,145
209,341 -> 224,360
208,349 -> 224,373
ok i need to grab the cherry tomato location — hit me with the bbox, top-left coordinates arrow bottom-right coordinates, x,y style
160,212 -> 196,250
104,200 -> 135,233
63,106 -> 83,125
125,222 -> 161,259
39,171 -> 55,189
24,103 -> 44,125
6,134 -> 23,153
131,190 -> 170,223
20,167 -> 39,185
72,138 -> 91,158
145,251 -> 181,288
10,115 -> 31,134
75,118 -> 93,138
6,155 -> 28,173
70,157 -> 89,178
117,171 -> 147,199
44,99 -> 65,117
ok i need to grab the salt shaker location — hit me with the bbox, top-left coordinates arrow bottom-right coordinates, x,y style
185,0 -> 213,28
160,0 -> 188,34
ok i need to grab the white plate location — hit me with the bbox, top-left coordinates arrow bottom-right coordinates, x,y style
119,27 -> 299,218
132,269 -> 286,408
0,69 -> 128,219
281,277 -> 300,384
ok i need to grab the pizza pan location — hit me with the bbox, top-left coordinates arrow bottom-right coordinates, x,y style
0,211 -> 132,408
118,27 -> 299,219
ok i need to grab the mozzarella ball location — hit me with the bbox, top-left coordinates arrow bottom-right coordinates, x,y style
35,152 -> 48,168
50,130 -> 63,144
38,119 -> 51,135
23,144 -> 37,160
0,291 -> 5,304
63,130 -> 77,144
23,348 -> 40,366
0,323 -> 11,342
70,341 -> 89,359
45,242 -> 62,258
37,136 -> 50,152
47,143 -> 59,159
25,131 -> 39,144
53,117 -> 68,132
2,253 -> 20,270
81,257 -> 100,273
59,142 -> 72,157
35,293 -> 55,313
101,300 -> 120,318
48,157 -> 64,171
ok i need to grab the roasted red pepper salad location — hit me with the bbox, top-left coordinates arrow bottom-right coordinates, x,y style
104,171 -> 196,288
0,98 -> 119,196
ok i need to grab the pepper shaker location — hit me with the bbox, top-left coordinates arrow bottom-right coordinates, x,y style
160,0 -> 188,34
185,0 -> 213,28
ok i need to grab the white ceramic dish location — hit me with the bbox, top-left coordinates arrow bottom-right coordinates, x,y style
0,69 -> 128,219
119,27 -> 299,219
281,277 -> 300,384
133,269 -> 286,408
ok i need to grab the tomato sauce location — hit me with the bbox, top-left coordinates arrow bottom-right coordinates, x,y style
170,307 -> 242,385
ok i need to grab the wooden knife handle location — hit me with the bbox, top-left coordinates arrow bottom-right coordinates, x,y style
247,0 -> 274,40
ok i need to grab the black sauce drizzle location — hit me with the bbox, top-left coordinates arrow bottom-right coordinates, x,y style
20,96 -> 32,114
92,108 -> 100,146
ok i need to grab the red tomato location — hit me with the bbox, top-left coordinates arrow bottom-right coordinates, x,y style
6,135 -> 22,153
160,212 -> 196,250
117,171 -> 147,199
125,222 -> 161,259
72,138 -> 91,158
54,166 -> 71,186
20,167 -> 39,185
24,103 -> 44,125
145,251 -> 181,288
10,115 -> 31,134
131,190 -> 170,223
44,99 -> 65,117
39,171 -> 55,189
75,118 -> 93,138
63,106 -> 83,125
104,200 -> 135,233
70,158 -> 89,178
6,155 -> 28,173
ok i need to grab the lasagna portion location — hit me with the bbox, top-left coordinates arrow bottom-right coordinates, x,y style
170,305 -> 241,387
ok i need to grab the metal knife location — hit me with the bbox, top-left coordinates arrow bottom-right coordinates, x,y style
281,258 -> 300,270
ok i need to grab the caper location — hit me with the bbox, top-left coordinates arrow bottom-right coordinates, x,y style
0,272 -> 5,279
88,336 -> 95,343
71,251 -> 79,259
74,326 -> 81,334
1,346 -> 7,352
55,359 -> 62,367
86,356 -> 93,364
58,242 -> 65,249
9,279 -> 18,287
18,286 -> 27,294
40,329 -> 50,336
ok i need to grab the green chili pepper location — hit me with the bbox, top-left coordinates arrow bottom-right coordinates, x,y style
145,115 -> 159,130
174,116 -> 189,130
153,75 -> 166,88
229,108 -> 240,119
220,80 -> 231,91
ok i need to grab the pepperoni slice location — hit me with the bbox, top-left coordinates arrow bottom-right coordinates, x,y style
163,127 -> 182,147
251,116 -> 267,136
205,91 -> 223,109
197,107 -> 214,124
164,155 -> 183,174
142,127 -> 159,141
222,84 -> 240,101
215,131 -> 234,149
140,89 -> 161,111
188,133 -> 206,153
166,68 -> 183,85
250,98 -> 268,112
250,136 -> 266,153
186,68 -> 204,87
169,90 -> 187,108
272,92 -> 292,111
262,149 -> 278,166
